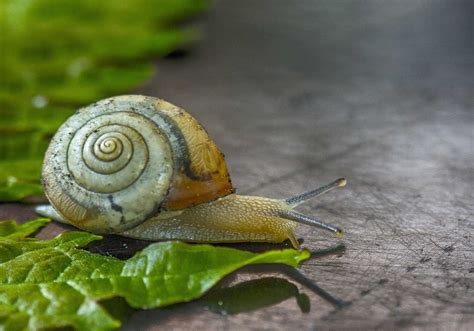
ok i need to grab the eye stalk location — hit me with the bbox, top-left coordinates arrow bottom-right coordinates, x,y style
285,178 -> 346,207
280,178 -> 347,238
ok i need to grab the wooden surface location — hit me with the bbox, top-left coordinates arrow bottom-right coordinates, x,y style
1,0 -> 473,330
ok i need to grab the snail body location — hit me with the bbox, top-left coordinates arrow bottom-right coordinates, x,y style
37,95 -> 345,248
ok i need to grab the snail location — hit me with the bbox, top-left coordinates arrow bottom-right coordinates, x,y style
36,95 -> 346,248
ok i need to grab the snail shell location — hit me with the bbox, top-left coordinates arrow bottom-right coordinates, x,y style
40,95 -> 346,248
42,95 -> 232,233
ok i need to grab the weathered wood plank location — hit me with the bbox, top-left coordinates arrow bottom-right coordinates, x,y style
1,0 -> 472,330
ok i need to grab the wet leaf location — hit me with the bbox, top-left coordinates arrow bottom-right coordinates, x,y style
0,219 -> 310,330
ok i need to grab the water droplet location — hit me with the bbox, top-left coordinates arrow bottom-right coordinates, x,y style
6,176 -> 18,185
67,57 -> 91,78
32,95 -> 48,108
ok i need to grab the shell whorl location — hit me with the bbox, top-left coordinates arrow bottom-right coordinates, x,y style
68,117 -> 155,193
43,96 -> 176,232
42,95 -> 233,233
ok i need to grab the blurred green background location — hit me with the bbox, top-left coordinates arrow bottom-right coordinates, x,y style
0,0 -> 210,201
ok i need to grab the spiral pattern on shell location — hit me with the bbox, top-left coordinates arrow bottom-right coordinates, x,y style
68,117 -> 155,193
42,96 -> 176,232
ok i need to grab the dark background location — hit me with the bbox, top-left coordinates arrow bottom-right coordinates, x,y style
2,0 -> 473,329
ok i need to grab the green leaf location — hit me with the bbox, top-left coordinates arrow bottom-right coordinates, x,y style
0,0 -> 210,201
0,218 -> 49,239
0,160 -> 45,201
0,220 -> 310,330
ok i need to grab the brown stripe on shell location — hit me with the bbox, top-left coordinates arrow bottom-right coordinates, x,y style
152,99 -> 233,210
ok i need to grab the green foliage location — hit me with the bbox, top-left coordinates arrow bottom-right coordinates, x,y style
0,0 -> 209,201
0,220 -> 310,330
0,218 -> 49,240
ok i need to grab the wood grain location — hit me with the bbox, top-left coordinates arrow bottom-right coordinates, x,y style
1,0 -> 472,330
